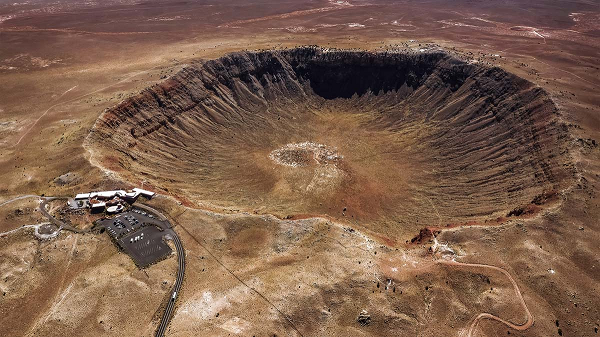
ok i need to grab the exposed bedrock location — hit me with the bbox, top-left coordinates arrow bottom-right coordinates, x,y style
87,47 -> 575,239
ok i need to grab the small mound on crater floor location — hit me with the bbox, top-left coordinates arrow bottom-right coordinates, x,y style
269,142 -> 342,168
86,47 -> 575,239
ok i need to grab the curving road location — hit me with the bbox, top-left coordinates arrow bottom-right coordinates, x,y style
134,203 -> 169,222
155,229 -> 185,337
433,259 -> 534,337
0,224 -> 41,237
12,194 -> 529,336
32,195 -> 186,336
133,204 -> 186,337
0,194 -> 40,207
134,198 -> 188,334
122,202 -> 185,336
439,260 -> 534,337
38,197 -> 86,233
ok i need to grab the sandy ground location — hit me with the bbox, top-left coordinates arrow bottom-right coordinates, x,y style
0,1 -> 599,336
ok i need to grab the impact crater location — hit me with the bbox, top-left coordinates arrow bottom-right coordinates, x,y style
87,47 -> 574,239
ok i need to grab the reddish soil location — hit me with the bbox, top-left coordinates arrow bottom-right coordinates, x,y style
0,1 -> 599,337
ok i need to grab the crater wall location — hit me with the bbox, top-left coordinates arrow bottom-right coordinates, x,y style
87,47 -> 574,238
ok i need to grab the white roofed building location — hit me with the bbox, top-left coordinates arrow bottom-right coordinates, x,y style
132,188 -> 156,199
73,187 -> 156,212
75,193 -> 91,200
90,202 -> 106,212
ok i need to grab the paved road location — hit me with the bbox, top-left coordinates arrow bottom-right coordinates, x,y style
38,197 -> 86,233
37,197 -> 185,336
134,203 -> 169,223
134,204 -> 185,337
155,229 -> 185,337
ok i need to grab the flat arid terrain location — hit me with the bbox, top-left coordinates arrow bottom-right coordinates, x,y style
1,1 -> 599,336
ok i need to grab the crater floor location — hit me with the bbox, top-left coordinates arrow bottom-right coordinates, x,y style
87,47 -> 574,240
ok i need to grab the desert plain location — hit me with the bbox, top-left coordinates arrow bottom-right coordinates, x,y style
1,1 -> 599,336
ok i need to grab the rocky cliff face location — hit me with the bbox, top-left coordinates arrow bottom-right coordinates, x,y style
87,47 -> 574,237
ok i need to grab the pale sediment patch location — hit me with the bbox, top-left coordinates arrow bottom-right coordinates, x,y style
270,142 -> 345,194
176,285 -> 252,322
219,317 -> 252,334
347,23 -> 365,28
269,142 -> 343,167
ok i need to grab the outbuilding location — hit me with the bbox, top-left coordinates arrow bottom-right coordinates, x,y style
133,188 -> 156,199
90,202 -> 107,213
106,204 -> 124,214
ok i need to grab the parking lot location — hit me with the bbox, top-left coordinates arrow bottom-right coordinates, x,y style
119,226 -> 172,267
99,209 -> 173,267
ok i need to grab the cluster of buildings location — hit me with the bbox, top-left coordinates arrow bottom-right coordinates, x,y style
73,188 -> 155,214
